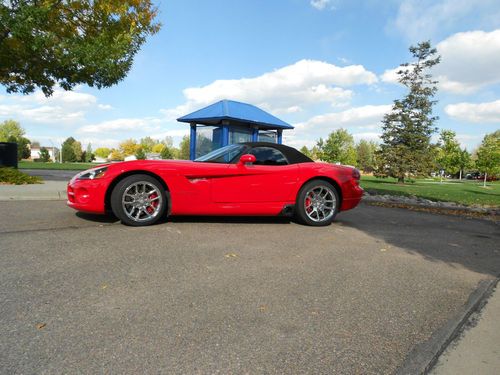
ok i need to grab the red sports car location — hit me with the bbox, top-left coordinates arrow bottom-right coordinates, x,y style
67,142 -> 363,226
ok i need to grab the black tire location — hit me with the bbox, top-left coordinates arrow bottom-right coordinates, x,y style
110,174 -> 167,226
295,179 -> 340,226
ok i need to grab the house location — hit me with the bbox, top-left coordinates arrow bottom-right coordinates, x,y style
29,146 -> 59,161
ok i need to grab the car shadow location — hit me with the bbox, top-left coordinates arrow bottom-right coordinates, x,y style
168,215 -> 293,225
337,203 -> 500,277
75,211 -> 120,224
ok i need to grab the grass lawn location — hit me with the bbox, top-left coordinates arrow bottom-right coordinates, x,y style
360,175 -> 500,206
18,161 -> 97,170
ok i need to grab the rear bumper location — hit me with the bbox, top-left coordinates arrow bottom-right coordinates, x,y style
67,178 -> 107,214
340,184 -> 363,211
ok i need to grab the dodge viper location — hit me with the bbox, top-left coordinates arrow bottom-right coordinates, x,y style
67,142 -> 363,226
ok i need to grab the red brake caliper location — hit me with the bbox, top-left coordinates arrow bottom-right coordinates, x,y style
147,193 -> 158,214
305,194 -> 312,213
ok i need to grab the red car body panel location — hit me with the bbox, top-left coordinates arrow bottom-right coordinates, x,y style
67,159 -> 363,217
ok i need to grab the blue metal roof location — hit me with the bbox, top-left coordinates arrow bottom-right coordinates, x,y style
177,100 -> 294,129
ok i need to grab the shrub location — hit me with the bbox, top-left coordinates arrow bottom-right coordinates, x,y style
0,167 -> 42,184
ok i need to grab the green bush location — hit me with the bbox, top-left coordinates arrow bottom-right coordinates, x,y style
0,167 -> 42,184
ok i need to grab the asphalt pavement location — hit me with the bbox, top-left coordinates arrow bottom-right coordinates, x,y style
1,201 -> 499,374
22,168 -> 79,181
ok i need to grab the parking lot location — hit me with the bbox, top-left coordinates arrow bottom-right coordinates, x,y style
1,201 -> 499,374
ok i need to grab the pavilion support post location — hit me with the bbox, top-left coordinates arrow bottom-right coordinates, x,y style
252,127 -> 259,142
277,129 -> 283,144
222,120 -> 230,147
189,123 -> 197,160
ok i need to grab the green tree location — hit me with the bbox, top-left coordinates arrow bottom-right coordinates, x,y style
119,139 -> 139,156
72,141 -> 83,162
160,145 -> 173,159
318,128 -> 357,166
475,130 -> 500,187
135,147 -> 146,160
0,119 -> 24,141
300,146 -> 311,158
38,147 -> 50,162
139,136 -> 156,153
0,1 -> 160,96
437,130 -> 462,177
377,41 -> 441,183
109,149 -> 124,161
94,147 -> 111,159
457,149 -> 472,180
179,135 -> 190,160
84,143 -> 94,162
356,139 -> 378,173
61,137 -> 76,162
152,143 -> 165,153
162,136 -> 174,148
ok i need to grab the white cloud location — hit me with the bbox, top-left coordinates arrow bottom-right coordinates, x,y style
284,104 -> 391,148
381,29 -> 500,94
162,59 -> 377,120
445,100 -> 500,123
78,118 -> 162,134
0,88 -> 111,124
295,104 -> 391,133
436,30 -> 500,93
311,0 -> 333,11
389,0 -> 500,41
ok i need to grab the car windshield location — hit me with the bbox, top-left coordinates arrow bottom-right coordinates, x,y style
194,144 -> 248,163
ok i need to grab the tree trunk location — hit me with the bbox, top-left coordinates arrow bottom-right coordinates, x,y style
483,173 -> 487,187
398,176 -> 405,184
459,169 -> 462,180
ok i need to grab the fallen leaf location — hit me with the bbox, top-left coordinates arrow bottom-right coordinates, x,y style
101,284 -> 108,289
36,323 -> 46,330
380,248 -> 387,252
259,304 -> 267,312
224,253 -> 238,258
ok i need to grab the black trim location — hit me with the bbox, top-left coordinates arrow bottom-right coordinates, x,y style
242,142 -> 313,164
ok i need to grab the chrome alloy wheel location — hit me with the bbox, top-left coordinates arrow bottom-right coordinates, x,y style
122,181 -> 163,223
304,185 -> 336,223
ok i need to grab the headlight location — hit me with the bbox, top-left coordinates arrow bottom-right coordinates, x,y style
77,166 -> 108,180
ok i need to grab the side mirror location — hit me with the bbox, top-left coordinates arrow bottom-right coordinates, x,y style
238,154 -> 256,165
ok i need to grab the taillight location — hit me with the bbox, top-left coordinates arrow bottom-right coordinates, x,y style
352,168 -> 360,183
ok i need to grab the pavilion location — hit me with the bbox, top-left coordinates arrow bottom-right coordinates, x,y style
177,99 -> 294,160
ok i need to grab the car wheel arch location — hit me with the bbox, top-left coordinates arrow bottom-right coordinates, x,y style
104,170 -> 170,213
298,176 -> 343,208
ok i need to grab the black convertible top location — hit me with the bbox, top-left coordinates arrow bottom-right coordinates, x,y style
242,142 -> 313,164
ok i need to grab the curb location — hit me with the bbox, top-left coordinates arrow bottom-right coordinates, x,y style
0,181 -> 68,201
395,277 -> 499,375
362,201 -> 499,222
0,192 -> 67,201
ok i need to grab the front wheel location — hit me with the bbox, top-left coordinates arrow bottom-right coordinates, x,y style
295,180 -> 339,226
111,174 -> 167,226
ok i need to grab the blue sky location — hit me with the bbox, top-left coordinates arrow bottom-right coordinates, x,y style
1,0 -> 499,151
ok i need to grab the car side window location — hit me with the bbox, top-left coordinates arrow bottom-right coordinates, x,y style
249,147 -> 288,166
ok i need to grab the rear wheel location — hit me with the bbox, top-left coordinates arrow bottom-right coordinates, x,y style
295,180 -> 339,226
111,174 -> 167,226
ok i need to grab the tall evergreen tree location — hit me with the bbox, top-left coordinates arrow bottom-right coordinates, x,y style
377,41 -> 440,183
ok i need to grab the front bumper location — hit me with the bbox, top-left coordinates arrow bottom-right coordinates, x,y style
67,178 -> 108,214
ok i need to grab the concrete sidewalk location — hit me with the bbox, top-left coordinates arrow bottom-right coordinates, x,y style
0,181 -> 67,201
430,282 -> 500,375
